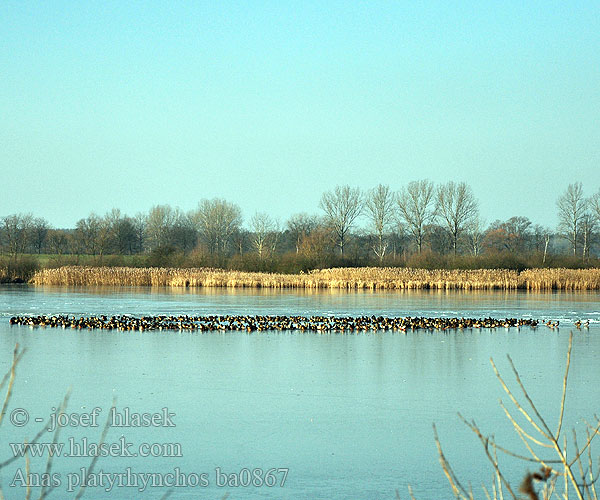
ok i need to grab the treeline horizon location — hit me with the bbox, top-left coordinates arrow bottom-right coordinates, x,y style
1,181 -> 599,279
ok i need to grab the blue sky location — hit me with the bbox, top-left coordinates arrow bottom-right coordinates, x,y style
1,1 -> 598,229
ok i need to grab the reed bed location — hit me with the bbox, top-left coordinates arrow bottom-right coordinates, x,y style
29,265 -> 599,290
520,267 -> 600,290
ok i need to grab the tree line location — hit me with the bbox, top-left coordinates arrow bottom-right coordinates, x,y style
1,181 -> 599,272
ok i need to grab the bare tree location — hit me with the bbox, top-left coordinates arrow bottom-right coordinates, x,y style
287,213 -> 319,254
1,213 -> 34,258
532,224 -> 552,264
104,208 -> 122,232
47,229 -> 70,255
581,212 -> 596,262
590,189 -> 600,222
30,217 -> 50,254
113,217 -> 138,255
103,208 -> 123,254
365,184 -> 396,263
427,223 -> 452,255
250,212 -> 279,258
89,211 -> 120,259
192,199 -> 242,255
397,180 -> 436,254
556,183 -> 587,256
75,214 -> 101,255
466,217 -> 485,256
543,233 -> 550,264
389,223 -> 408,260
146,205 -> 176,251
170,209 -> 197,253
436,181 -> 479,255
299,225 -> 335,263
231,228 -> 250,256
132,213 -> 147,253
319,185 -> 363,255
588,189 -> 600,258
485,216 -> 532,253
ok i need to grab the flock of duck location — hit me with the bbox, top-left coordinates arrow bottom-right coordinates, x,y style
7,314 -> 584,333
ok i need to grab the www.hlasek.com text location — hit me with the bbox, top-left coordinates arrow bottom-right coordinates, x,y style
10,436 -> 182,459
10,467 -> 290,492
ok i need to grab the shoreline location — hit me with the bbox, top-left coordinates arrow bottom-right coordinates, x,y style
21,266 -> 600,291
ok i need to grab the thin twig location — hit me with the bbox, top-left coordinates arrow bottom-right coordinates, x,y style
555,332 -> 573,440
0,414 -> 53,469
0,344 -> 24,428
74,397 -> 116,500
491,358 -> 551,441
499,400 -> 553,449
407,484 -> 416,500
570,419 -> 600,468
506,354 -> 554,439
0,345 -> 26,393
38,390 -> 71,500
586,427 -> 599,500
25,439 -> 31,500
433,423 -> 471,499
457,415 -> 518,500
572,430 -> 590,500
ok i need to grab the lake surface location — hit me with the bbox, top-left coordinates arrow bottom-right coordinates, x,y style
1,285 -> 599,500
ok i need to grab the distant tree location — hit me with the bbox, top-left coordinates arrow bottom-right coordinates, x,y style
231,228 -> 250,256
250,212 -> 279,258
299,226 -> 335,264
146,205 -> 176,251
95,214 -> 114,259
436,181 -> 479,255
192,199 -> 242,255
396,180 -> 436,254
503,216 -> 532,253
388,224 -> 409,260
319,185 -> 363,255
47,229 -> 70,255
581,213 -> 596,261
132,213 -> 147,253
30,217 -> 50,254
103,208 -> 123,254
588,190 -> 600,259
365,184 -> 396,263
104,208 -> 122,231
556,183 -> 587,256
287,213 -> 319,254
531,225 -> 551,253
466,217 -> 486,256
75,214 -> 101,255
427,223 -> 452,255
1,213 -> 34,258
170,209 -> 197,253
485,216 -> 532,253
590,189 -> 600,222
113,217 -> 138,255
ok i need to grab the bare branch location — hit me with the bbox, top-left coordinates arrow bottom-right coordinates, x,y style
556,332 -> 573,440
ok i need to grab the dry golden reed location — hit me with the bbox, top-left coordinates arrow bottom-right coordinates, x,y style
520,267 -> 600,290
28,266 -> 600,290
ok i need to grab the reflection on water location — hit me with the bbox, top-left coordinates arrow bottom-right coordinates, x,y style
0,286 -> 598,500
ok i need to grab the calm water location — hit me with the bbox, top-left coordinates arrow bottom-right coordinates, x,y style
0,285 -> 599,500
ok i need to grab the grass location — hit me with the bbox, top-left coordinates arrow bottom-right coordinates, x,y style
27,266 -> 600,290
